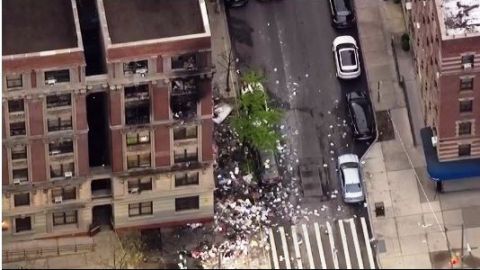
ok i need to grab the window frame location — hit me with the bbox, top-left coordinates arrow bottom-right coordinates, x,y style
6,74 -> 23,89
50,162 -> 74,178
123,60 -> 148,75
460,77 -> 474,91
458,121 -> 472,136
12,168 -> 29,183
458,144 -> 471,157
13,193 -> 30,207
11,145 -> 27,160
173,126 -> 198,141
46,94 -> 72,109
51,187 -> 76,202
47,116 -> 73,132
128,201 -> 153,217
174,172 -> 199,187
127,178 -> 153,193
175,196 -> 200,212
459,100 -> 473,113
8,99 -> 25,113
126,131 -> 150,146
9,121 -> 26,136
49,140 -> 74,156
127,153 -> 151,169
44,69 -> 70,84
15,216 -> 32,233
53,210 -> 78,226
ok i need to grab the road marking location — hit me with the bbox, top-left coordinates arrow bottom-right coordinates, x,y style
349,218 -> 364,269
326,221 -> 339,269
361,217 -> 376,269
302,224 -> 315,269
339,220 -> 352,269
314,223 -> 327,269
291,225 -> 303,269
279,226 -> 292,269
268,227 -> 280,269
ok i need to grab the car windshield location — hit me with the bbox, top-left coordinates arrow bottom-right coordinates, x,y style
339,49 -> 357,68
340,162 -> 358,169
351,102 -> 370,133
334,0 -> 352,13
346,183 -> 362,193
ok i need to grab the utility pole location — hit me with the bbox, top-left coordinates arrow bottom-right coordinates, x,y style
461,224 -> 464,269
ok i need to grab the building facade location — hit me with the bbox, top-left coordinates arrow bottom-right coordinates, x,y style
2,0 -> 214,242
406,0 -> 480,161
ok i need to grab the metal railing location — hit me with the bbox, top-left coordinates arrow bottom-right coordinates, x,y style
3,242 -> 96,263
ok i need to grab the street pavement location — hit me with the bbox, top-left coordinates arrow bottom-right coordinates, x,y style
226,0 -> 375,268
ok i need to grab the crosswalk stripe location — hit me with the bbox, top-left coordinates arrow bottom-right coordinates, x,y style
268,227 -> 280,269
314,222 -> 327,269
349,218 -> 364,269
279,226 -> 292,269
338,220 -> 352,269
302,223 -> 315,269
326,221 -> 339,269
361,217 -> 376,269
291,225 -> 304,269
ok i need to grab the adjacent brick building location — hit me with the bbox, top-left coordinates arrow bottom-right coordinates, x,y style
407,0 -> 480,161
2,0 -> 214,241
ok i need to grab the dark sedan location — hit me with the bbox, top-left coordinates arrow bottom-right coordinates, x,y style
346,91 -> 375,141
328,0 -> 355,29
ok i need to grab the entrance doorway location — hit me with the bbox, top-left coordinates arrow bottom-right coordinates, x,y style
92,204 -> 112,228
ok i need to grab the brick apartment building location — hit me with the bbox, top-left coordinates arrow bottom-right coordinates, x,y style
2,0 -> 214,241
406,0 -> 480,161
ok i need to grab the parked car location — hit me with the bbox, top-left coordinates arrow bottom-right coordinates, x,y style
328,0 -> 355,29
333,35 -> 361,79
259,150 -> 280,184
225,0 -> 249,8
346,91 -> 375,141
337,154 -> 365,203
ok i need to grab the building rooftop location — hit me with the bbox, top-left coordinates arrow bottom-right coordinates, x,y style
2,0 -> 79,56
102,0 -> 205,44
441,0 -> 480,36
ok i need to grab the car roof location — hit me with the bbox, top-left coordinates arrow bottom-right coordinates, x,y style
343,168 -> 360,185
338,154 -> 359,165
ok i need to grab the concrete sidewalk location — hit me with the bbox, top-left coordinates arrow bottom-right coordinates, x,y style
355,0 -> 480,269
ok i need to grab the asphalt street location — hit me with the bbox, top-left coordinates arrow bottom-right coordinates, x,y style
226,0 -> 376,268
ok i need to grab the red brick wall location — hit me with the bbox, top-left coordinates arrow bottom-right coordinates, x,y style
76,134 -> 89,176
27,99 -> 44,136
3,145 -> 9,185
200,79 -> 212,117
202,119 -> 213,162
75,94 -> 88,130
31,70 -> 36,88
152,84 -> 169,121
441,36 -> 480,57
109,91 -> 122,126
30,140 -> 46,182
3,51 -> 85,73
154,125 -> 170,167
110,130 -> 123,172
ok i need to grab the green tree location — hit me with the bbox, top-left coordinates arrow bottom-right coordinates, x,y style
114,231 -> 145,269
232,70 -> 282,152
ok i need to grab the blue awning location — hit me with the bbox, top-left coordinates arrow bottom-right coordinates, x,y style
421,127 -> 480,181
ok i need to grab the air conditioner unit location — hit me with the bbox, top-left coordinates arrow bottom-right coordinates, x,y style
46,79 -> 57,85
463,63 -> 472,70
405,2 -> 412,10
13,179 -> 23,185
431,136 -> 438,147
64,171 -> 73,178
139,135 -> 149,142
54,196 -> 63,204
135,68 -> 147,76
130,187 -> 139,194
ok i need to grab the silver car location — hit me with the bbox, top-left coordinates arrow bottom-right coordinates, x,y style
337,154 -> 365,203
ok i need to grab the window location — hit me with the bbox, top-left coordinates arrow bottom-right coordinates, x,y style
12,168 -> 28,183
51,187 -> 76,202
46,94 -> 71,109
459,100 -> 473,113
128,178 -> 153,193
125,103 -> 150,125
49,140 -> 74,156
173,126 -> 197,140
175,196 -> 199,212
127,153 -> 151,169
123,60 -> 148,75
14,193 -> 30,207
460,78 -> 474,91
15,217 -> 31,233
128,202 -> 152,217
6,74 -> 23,89
459,144 -> 471,156
175,172 -> 199,187
174,148 -> 198,163
50,162 -> 74,178
458,122 -> 472,136
45,70 -> 70,84
47,116 -> 72,132
10,122 -> 26,136
171,53 -> 198,70
53,210 -> 77,226
11,145 -> 27,160
124,85 -> 149,100
461,54 -> 474,66
8,100 -> 24,113
126,131 -> 150,146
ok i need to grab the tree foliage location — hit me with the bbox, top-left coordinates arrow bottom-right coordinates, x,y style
115,231 -> 145,269
232,70 -> 282,152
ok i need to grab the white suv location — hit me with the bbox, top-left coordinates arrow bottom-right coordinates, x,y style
337,154 -> 365,203
333,35 -> 361,80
